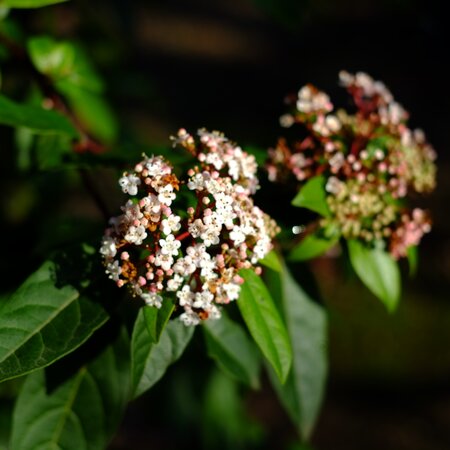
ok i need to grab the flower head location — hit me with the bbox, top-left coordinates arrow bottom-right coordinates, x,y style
267,71 -> 436,259
101,130 -> 278,325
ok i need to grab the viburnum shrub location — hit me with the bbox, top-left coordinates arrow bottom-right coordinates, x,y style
0,2 -> 436,449
267,71 -> 437,308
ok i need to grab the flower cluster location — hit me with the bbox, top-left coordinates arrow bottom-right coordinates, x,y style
101,129 -> 278,325
268,71 -> 437,258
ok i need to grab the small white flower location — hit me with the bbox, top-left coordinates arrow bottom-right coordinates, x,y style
100,237 -> 117,258
119,174 -> 141,196
106,260 -> 121,281
141,292 -> 163,308
222,282 -> 241,301
167,274 -> 184,291
158,184 -> 176,206
125,225 -> 147,245
159,234 -> 181,256
161,214 -> 181,235
177,285 -> 194,307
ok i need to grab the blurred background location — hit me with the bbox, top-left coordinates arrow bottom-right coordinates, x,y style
1,0 -> 450,448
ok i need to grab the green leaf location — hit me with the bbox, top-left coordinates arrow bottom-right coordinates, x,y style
407,245 -> 418,277
0,262 -> 108,382
28,36 -> 75,79
266,266 -> 328,440
347,239 -> 401,312
10,329 -> 130,450
56,83 -> 118,143
2,0 -> 67,8
131,311 -> 194,398
0,94 -> 78,136
259,250 -> 282,272
143,299 -> 175,344
202,369 -> 264,449
289,233 -> 338,262
291,175 -> 331,217
203,313 -> 261,389
237,269 -> 292,383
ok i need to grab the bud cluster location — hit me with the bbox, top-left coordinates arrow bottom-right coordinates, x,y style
268,71 -> 437,258
101,129 -> 278,325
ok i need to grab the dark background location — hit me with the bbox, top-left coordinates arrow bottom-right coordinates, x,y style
2,0 -> 450,449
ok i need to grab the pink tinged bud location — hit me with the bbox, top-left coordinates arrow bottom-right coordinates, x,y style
117,280 -> 124,288
347,154 -> 356,164
133,219 -> 140,226
142,169 -> 149,177
212,171 -> 220,179
135,164 -> 143,172
138,276 -> 147,286
198,153 -> 206,162
148,255 -> 156,263
139,199 -> 146,208
156,269 -> 164,277
145,177 -> 152,185
378,163 -> 387,172
188,207 -> 195,215
121,252 -> 130,260
150,284 -> 158,292
166,269 -> 174,276
255,267 -> 262,275
188,169 -> 195,176
146,272 -> 154,280
233,275 -> 244,284
357,173 -> 366,183
203,197 -> 210,205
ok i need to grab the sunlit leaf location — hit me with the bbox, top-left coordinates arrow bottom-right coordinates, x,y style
3,0 -> 67,9
259,250 -> 282,272
347,239 -> 401,312
291,176 -> 330,217
237,269 -> 292,383
289,233 -> 339,262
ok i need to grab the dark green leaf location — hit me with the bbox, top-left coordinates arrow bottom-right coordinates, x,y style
10,329 -> 130,450
291,176 -> 330,217
131,311 -> 194,398
347,239 -> 401,312
0,94 -> 78,136
203,313 -> 261,388
0,262 -> 108,382
143,299 -> 175,344
237,269 -> 292,383
266,265 -> 328,440
289,233 -> 338,262
57,83 -> 117,143
407,245 -> 418,277
2,0 -> 67,8
259,250 -> 282,272
202,370 -> 264,449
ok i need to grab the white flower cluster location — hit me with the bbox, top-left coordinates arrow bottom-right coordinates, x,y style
101,130 -> 278,326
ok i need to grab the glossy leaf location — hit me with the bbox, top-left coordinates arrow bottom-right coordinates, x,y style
10,329 -> 130,450
2,0 -> 67,8
0,262 -> 108,382
259,250 -> 282,272
0,94 -> 78,136
203,313 -> 261,388
143,299 -> 175,344
237,269 -> 292,383
289,233 -> 339,262
28,36 -> 75,79
347,239 -> 401,312
131,310 -> 194,398
267,266 -> 328,440
291,176 -> 330,217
